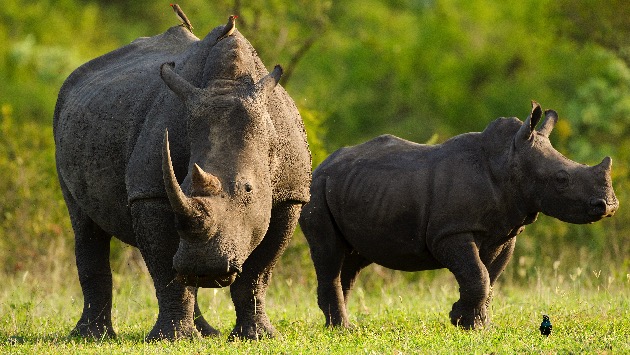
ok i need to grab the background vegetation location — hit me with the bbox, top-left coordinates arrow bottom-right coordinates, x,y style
0,0 -> 628,352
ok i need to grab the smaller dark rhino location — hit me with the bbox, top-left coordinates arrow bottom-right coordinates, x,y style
299,102 -> 618,329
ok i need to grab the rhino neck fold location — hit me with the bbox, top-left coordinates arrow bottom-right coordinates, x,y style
487,145 -> 539,225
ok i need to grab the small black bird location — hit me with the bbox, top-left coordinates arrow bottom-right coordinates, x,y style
170,4 -> 193,33
540,315 -> 552,336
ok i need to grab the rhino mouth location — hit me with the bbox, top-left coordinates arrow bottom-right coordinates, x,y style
588,198 -> 618,218
176,272 -> 237,288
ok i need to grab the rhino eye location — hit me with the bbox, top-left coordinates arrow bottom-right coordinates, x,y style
244,182 -> 253,193
555,170 -> 571,190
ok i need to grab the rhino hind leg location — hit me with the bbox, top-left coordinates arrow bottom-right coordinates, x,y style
311,244 -> 350,328
61,182 -> 116,339
131,200 -> 202,341
340,251 -> 372,307
228,202 -> 302,341
300,204 -> 351,328
71,231 -> 116,339
193,290 -> 220,336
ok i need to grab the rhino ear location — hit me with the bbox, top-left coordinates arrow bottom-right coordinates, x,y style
537,109 -> 558,138
517,101 -> 543,141
191,164 -> 222,196
160,62 -> 200,101
253,65 -> 282,98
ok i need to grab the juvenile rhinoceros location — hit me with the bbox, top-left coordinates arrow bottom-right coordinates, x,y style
299,102 -> 617,329
54,25 -> 311,340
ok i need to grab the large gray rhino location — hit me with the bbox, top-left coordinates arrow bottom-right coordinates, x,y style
53,25 -> 311,340
299,102 -> 618,329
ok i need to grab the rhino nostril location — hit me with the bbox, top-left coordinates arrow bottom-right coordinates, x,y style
590,198 -> 605,206
589,198 -> 607,216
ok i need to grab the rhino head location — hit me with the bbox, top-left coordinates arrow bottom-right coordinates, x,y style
159,51 -> 282,287
511,101 -> 618,223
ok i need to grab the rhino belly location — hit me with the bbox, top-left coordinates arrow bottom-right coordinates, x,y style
58,162 -> 136,244
340,219 -> 442,271
55,112 -> 136,245
327,176 -> 442,271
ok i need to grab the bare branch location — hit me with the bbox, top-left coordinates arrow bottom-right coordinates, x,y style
282,35 -> 319,87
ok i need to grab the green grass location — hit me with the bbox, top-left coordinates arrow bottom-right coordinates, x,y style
1,256 -> 628,354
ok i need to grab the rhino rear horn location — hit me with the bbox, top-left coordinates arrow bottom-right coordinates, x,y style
191,164 -> 222,196
517,101 -> 543,141
162,129 -> 196,217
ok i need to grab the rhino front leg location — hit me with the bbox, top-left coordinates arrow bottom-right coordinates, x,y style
131,199 -> 204,341
480,237 -> 516,310
433,234 -> 490,329
228,202 -> 302,341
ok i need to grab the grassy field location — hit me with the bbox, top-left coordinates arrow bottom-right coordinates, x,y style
1,241 -> 628,354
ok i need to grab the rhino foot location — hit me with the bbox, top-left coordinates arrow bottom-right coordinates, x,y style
449,301 -> 488,330
70,321 -> 116,340
228,320 -> 276,341
145,321 -> 201,341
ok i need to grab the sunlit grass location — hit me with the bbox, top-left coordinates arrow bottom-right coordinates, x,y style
1,252 -> 628,354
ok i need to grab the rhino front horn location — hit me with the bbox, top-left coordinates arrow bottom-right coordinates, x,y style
162,129 -> 197,217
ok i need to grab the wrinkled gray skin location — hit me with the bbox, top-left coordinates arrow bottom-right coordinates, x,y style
54,26 -> 311,341
299,102 -> 618,329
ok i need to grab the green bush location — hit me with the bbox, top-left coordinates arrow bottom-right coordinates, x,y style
0,0 -> 627,288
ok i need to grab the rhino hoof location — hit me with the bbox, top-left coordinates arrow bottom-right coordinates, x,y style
145,323 -> 201,342
228,322 -> 276,341
69,323 -> 116,340
195,318 -> 221,337
449,304 -> 488,330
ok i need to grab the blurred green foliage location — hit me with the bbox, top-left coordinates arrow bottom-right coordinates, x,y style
0,0 -> 627,283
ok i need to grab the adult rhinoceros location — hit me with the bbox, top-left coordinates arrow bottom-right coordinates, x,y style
299,102 -> 618,330
53,25 -> 311,340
